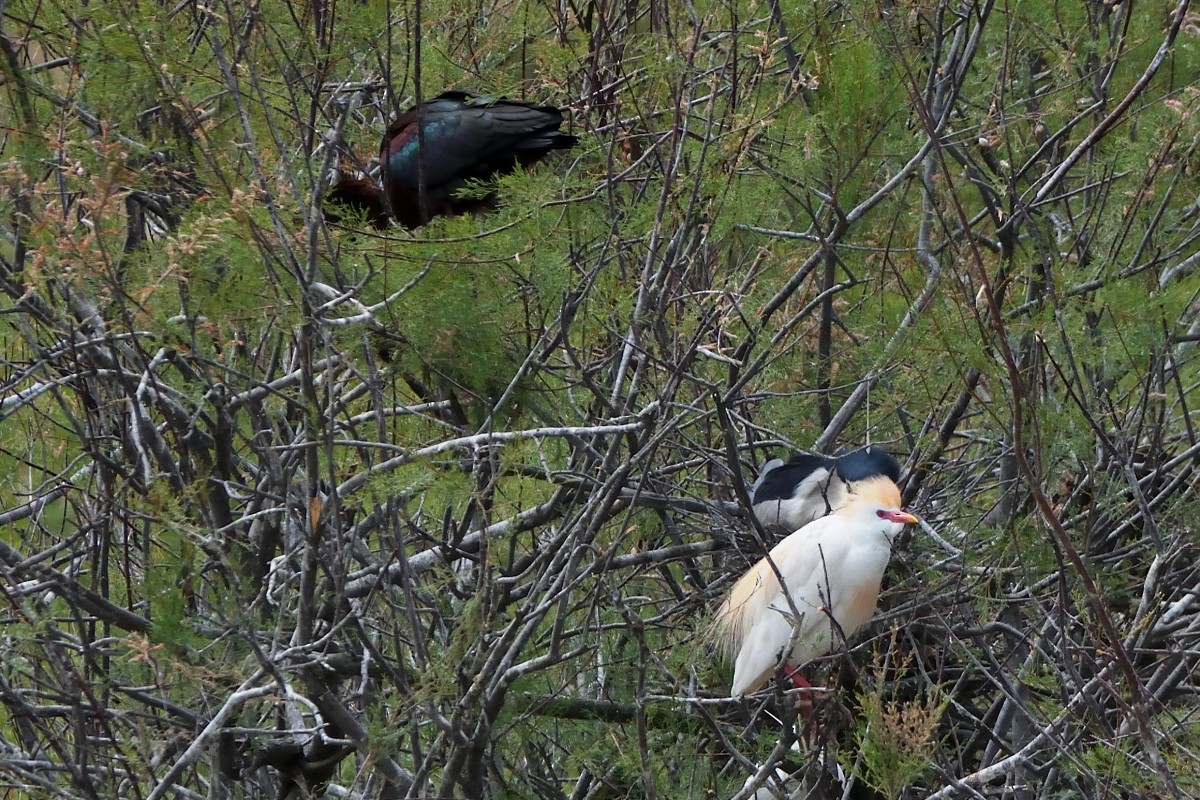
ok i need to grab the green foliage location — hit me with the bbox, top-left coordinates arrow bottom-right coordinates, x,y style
1073,737 -> 1155,795
2,0 -> 1200,797
819,37 -> 903,166
855,681 -> 948,798
1164,726 -> 1200,795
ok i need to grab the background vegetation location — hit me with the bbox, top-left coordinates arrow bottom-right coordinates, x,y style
2,0 -> 1199,797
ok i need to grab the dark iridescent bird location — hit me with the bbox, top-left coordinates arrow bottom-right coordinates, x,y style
326,90 -> 578,230
750,446 -> 902,532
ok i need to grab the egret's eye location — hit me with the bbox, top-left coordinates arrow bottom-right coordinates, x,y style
876,509 -> 888,519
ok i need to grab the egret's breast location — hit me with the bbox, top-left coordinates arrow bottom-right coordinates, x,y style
840,575 -> 884,637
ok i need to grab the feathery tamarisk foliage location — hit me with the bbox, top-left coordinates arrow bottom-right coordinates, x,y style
1,1 -> 1199,798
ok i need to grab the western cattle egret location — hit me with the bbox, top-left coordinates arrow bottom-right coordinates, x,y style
715,476 -> 917,696
750,446 -> 901,532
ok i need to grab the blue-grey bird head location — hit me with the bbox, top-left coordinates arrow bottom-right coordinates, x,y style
833,446 -> 902,483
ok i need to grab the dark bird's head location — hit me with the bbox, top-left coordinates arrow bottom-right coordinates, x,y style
833,446 -> 902,484
325,174 -> 392,230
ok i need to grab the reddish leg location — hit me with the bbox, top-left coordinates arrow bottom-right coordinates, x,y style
783,666 -> 811,690
783,666 -> 816,717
